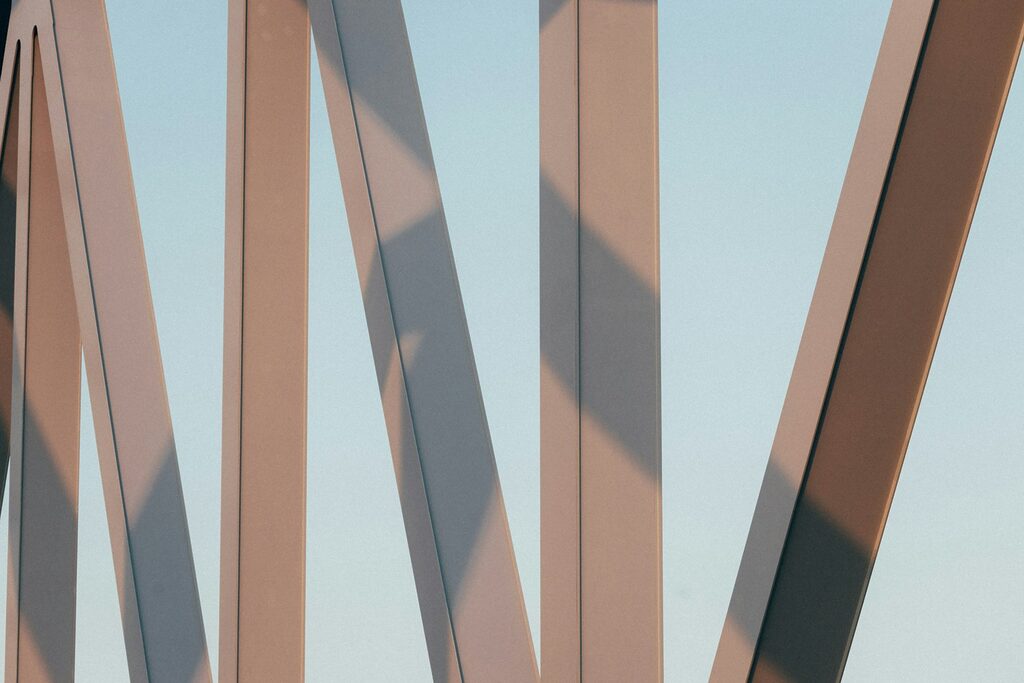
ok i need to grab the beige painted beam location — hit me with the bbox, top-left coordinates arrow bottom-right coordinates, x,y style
0,2 -> 214,680
220,1 -> 310,680
540,1 -> 661,680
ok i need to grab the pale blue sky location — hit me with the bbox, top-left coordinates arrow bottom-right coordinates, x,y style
1,2 -> 1021,681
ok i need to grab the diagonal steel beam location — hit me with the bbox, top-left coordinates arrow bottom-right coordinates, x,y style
0,2 -> 214,680
4,38 -> 82,683
712,2 -> 1024,681
42,3 -> 213,675
540,1 -> 661,680
310,1 -> 537,680
220,1 -> 310,680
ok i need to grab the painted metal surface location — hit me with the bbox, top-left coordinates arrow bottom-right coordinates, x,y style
3,1 -> 1020,681
712,2 -> 1024,681
540,0 -> 661,680
0,2 -> 213,681
310,2 -> 537,680
4,40 -> 81,683
222,1 -> 537,679
220,1 -> 310,680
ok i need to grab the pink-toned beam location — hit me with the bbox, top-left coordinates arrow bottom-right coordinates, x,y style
712,2 -> 1024,681
310,1 -> 537,680
0,1 -> 214,679
220,1 -> 310,680
540,0 -> 661,680
4,38 -> 81,682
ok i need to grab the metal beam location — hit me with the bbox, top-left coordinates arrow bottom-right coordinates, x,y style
0,2 -> 214,680
4,39 -> 81,683
712,2 -> 1024,681
42,3 -> 213,674
310,1 -> 537,680
540,1 -> 661,679
220,0 -> 310,680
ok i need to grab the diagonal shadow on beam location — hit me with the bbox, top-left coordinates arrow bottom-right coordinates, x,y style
115,443 -> 209,683
354,181 -> 662,627
0,353 -> 210,683
723,460 -> 872,683
7,399 -> 78,683
540,173 -> 660,482
0,143 -> 209,683
9,413 -> 210,683
0,14 -> 210,680
309,2 -> 540,679
309,0 -> 662,642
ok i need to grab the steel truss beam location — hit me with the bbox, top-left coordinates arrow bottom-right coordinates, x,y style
0,2 -> 212,681
712,2 -> 1024,681
220,0 -> 309,680
224,2 -> 537,680
540,0 -> 661,680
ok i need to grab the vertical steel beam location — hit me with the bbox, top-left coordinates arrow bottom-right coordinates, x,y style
309,1 -> 537,680
540,1 -> 661,679
221,1 -> 310,680
712,3 -> 1024,681
5,40 -> 81,683
539,2 -> 581,678
28,1 -> 213,679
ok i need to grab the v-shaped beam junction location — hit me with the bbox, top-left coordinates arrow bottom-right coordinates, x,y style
3,36 -> 82,683
0,3 -> 213,682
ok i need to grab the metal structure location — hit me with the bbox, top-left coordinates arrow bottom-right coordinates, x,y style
712,2 -> 1024,682
0,0 -> 1019,681
540,1 -> 661,681
222,2 -> 536,681
0,1 -> 212,682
